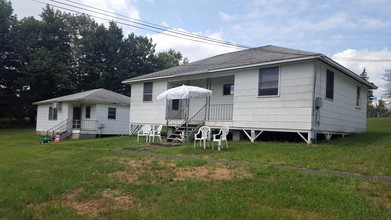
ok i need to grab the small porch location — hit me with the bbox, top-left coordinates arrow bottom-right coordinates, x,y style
163,76 -> 234,142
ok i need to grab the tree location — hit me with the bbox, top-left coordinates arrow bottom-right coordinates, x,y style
359,68 -> 374,108
376,99 -> 388,116
384,69 -> 391,98
155,49 -> 188,70
1,3 -> 188,121
0,0 -> 25,118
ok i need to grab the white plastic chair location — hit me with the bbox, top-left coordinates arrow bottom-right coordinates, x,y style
212,126 -> 229,150
194,126 -> 211,149
137,125 -> 152,142
150,125 -> 163,142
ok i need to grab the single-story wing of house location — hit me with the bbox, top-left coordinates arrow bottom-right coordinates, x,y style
33,88 -> 130,140
122,45 -> 377,144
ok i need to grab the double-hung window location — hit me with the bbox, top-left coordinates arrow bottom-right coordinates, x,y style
108,107 -> 116,119
48,107 -> 57,120
326,69 -> 334,99
85,106 -> 91,119
143,82 -> 153,102
356,86 -> 361,107
258,67 -> 279,96
223,84 -> 234,95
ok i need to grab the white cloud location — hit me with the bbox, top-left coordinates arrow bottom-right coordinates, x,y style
332,48 -> 391,98
78,0 -> 140,27
219,11 -> 236,22
148,29 -> 240,62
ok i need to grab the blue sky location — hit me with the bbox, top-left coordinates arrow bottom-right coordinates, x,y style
10,0 -> 391,97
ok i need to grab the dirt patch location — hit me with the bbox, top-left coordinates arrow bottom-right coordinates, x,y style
175,166 -> 210,180
358,183 -> 391,211
27,188 -> 133,218
109,170 -> 139,182
174,166 -> 252,181
105,156 -> 252,183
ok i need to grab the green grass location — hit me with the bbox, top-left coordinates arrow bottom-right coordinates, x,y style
0,119 -> 390,219
155,118 -> 391,177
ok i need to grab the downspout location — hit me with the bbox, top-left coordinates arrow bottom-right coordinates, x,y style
310,60 -> 318,143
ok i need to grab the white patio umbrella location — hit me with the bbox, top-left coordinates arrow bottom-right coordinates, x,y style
156,85 -> 212,143
156,85 -> 212,101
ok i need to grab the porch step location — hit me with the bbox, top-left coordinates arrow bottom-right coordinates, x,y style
167,123 -> 203,142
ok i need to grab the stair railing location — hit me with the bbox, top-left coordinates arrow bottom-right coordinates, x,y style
166,104 -> 189,130
46,119 -> 69,137
168,104 -> 208,142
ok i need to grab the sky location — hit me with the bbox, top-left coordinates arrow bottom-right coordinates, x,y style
9,0 -> 391,98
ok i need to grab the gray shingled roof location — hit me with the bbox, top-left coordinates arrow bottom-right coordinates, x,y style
33,88 -> 130,105
123,45 -> 320,82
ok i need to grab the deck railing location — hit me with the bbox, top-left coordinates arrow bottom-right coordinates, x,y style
208,104 -> 233,121
73,120 -> 99,131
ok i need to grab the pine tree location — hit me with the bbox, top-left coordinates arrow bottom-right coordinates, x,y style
359,68 -> 374,108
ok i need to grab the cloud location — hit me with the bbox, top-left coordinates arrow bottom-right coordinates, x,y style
332,48 -> 391,98
147,28 -> 240,62
219,11 -> 236,21
78,0 -> 140,27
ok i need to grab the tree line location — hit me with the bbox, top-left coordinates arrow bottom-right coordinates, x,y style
0,0 -> 186,122
360,68 -> 391,117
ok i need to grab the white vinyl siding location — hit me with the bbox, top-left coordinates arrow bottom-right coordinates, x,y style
96,104 -> 129,135
129,81 -> 167,126
233,62 -> 313,130
36,103 -> 70,132
315,62 -> 367,133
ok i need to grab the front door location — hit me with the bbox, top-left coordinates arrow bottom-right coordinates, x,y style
73,107 -> 81,129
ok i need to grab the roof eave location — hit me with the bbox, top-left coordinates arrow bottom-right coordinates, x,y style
122,55 -> 322,84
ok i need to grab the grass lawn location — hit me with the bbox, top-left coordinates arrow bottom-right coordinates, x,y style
0,118 -> 390,219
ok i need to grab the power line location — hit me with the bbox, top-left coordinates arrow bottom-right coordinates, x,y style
61,0 -> 251,49
32,0 -> 251,49
332,56 -> 391,62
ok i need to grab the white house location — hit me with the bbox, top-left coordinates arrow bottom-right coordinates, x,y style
33,88 -> 130,140
122,45 -> 377,144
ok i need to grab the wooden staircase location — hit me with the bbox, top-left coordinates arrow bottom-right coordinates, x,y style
166,104 -> 207,143
167,122 -> 204,143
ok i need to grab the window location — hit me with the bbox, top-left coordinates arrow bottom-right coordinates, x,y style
326,69 -> 334,99
356,86 -> 361,107
48,107 -> 57,120
143,82 -> 153,102
108,107 -> 116,119
172,99 -> 179,110
223,84 -> 234,95
85,106 -> 91,119
258,67 -> 279,96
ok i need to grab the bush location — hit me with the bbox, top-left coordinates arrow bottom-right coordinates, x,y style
0,118 -> 34,129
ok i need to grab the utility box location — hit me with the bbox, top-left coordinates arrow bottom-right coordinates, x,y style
315,97 -> 322,108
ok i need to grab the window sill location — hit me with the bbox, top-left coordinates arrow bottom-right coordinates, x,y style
257,95 -> 280,98
355,107 -> 361,110
324,97 -> 333,101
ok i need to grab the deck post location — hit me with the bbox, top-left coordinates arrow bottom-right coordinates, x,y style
243,129 -> 263,143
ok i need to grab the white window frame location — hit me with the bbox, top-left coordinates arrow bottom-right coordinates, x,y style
258,66 -> 280,97
108,107 -> 116,119
48,107 -> 57,120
